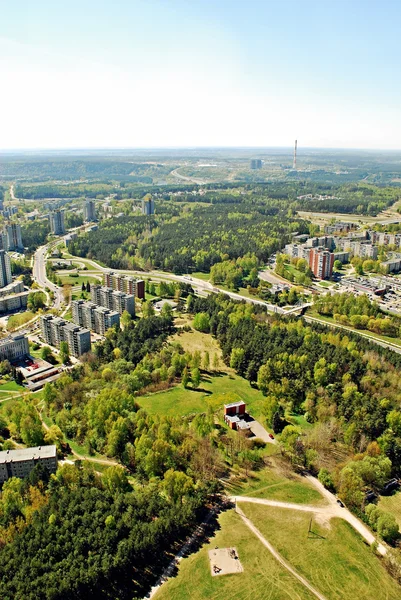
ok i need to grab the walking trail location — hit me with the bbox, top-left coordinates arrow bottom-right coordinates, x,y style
235,503 -> 328,600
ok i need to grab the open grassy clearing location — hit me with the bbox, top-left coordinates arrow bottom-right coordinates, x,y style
378,491 -> 401,528
6,311 -> 36,331
191,271 -> 211,282
171,327 -> 227,370
155,509 -> 315,600
138,372 -> 267,419
58,274 -> 102,286
227,464 -> 325,505
0,380 -> 25,392
241,504 -> 401,600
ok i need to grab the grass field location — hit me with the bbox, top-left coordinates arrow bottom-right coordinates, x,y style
7,311 -> 36,331
155,509 -> 315,600
171,328 -> 227,370
241,504 -> 401,600
58,274 -> 102,286
227,465 -> 325,505
0,381 -> 25,392
138,372 -> 267,419
191,272 -> 211,282
378,491 -> 401,527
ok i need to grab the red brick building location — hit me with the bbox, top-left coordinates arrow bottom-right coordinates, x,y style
308,247 -> 334,280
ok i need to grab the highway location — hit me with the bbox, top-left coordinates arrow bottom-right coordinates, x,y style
33,244 -> 64,309
32,237 -> 401,356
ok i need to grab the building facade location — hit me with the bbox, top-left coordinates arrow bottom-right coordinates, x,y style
0,334 -> 29,362
71,300 -> 120,335
49,209 -> 65,235
0,291 -> 29,313
104,272 -> 145,299
40,315 -> 91,357
91,284 -> 135,316
0,250 -> 12,288
83,199 -> 96,222
6,223 -> 23,251
309,247 -> 334,279
141,195 -> 155,215
0,445 -> 57,485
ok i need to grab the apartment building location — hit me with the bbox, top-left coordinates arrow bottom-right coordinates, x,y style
0,291 -> 29,313
83,199 -> 96,222
49,209 -> 65,235
309,247 -> 334,279
5,223 -> 23,251
0,445 -> 57,485
0,250 -> 12,288
305,236 -> 335,251
91,284 -> 135,316
40,315 -> 91,357
104,272 -> 145,299
72,300 -> 120,335
0,334 -> 29,362
141,195 -> 155,215
324,222 -> 356,234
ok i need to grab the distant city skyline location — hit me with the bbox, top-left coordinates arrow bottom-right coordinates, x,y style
2,0 -> 401,150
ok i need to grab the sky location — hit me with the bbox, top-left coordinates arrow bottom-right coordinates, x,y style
1,0 -> 401,150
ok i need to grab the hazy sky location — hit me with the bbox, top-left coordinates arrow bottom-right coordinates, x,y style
2,0 -> 401,149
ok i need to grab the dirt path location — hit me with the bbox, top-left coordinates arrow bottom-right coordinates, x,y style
235,504 -> 328,600
145,505 -> 220,599
232,474 -> 387,557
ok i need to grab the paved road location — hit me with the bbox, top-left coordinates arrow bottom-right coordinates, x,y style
33,244 -> 64,309
170,168 -> 206,185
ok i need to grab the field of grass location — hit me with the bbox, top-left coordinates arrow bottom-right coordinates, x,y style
241,504 -> 401,600
378,491 -> 401,527
58,274 -> 102,286
227,465 -> 325,505
0,381 -> 25,392
171,327 -> 227,370
191,272 -> 211,282
6,311 -> 36,331
138,372 -> 267,419
155,509 -> 315,600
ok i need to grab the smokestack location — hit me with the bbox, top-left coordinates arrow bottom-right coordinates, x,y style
293,139 -> 297,169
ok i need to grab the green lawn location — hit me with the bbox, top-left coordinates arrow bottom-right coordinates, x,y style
378,491 -> 401,527
7,311 -> 36,331
227,466 -> 325,505
241,504 -> 401,600
0,381 -> 25,392
155,509 -> 315,600
191,271 -> 211,282
58,274 -> 102,286
138,373 -> 267,419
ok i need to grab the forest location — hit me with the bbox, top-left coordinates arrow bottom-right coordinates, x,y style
71,201 -> 309,273
0,462 -> 209,600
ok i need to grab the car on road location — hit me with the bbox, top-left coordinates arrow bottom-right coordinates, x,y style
269,433 -> 274,439
336,499 -> 344,507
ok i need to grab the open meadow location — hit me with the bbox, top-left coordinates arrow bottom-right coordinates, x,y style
240,503 -> 401,600
155,509 -> 315,600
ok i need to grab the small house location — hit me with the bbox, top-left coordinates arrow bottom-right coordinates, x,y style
224,401 -> 246,417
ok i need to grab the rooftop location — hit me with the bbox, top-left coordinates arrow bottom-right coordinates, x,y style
224,400 -> 246,409
0,445 -> 56,464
